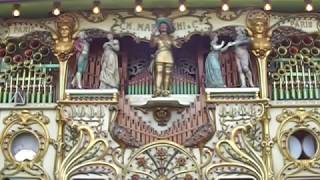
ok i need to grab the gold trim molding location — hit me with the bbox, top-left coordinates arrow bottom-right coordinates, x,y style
0,110 -> 50,179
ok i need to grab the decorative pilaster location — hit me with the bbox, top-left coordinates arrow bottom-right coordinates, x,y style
246,10 -> 274,179
51,14 -> 78,180
246,10 -> 272,99
52,14 -> 78,100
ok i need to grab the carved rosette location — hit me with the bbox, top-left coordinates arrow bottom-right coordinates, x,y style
120,141 -> 205,180
0,110 -> 50,179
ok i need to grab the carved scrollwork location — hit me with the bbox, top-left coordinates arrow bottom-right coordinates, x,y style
56,124 -> 119,180
205,124 -> 268,180
216,104 -> 264,151
0,110 -> 50,179
62,104 -> 118,152
275,108 -> 320,179
122,140 -> 202,180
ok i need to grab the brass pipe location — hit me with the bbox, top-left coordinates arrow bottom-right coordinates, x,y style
0,48 -> 6,57
290,36 -> 301,46
33,52 -> 43,62
11,65 -> 18,73
5,69 -> 11,74
284,64 -> 291,72
24,60 -> 31,67
314,39 -> 320,48
19,41 -> 27,49
278,68 -> 286,76
13,54 -> 23,63
272,73 -> 280,81
294,53 -> 303,62
3,56 -> 12,64
6,42 -> 16,54
289,58 -> 297,66
315,64 -> 320,73
29,39 -> 41,50
39,46 -> 50,57
300,48 -> 311,56
24,49 -> 33,58
303,56 -> 311,64
281,38 -> 291,48
308,61 -> 316,68
38,72 -> 46,78
46,75 -> 53,85
277,46 -> 288,56
311,47 -> 320,56
0,73 -> 7,80
17,62 -> 24,70
302,35 -> 314,47
289,46 -> 299,55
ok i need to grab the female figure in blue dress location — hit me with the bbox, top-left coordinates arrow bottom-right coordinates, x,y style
71,31 -> 90,89
205,33 -> 234,88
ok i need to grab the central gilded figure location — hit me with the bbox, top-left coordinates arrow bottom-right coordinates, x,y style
150,17 -> 180,97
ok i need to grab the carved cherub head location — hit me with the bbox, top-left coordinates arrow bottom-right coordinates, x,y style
56,14 -> 77,39
246,10 -> 269,34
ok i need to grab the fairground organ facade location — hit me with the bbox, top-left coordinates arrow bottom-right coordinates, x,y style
0,1 -> 320,179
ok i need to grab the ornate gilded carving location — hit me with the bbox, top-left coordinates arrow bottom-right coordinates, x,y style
275,108 -> 320,179
0,110 -> 50,179
246,10 -> 272,99
56,124 -> 119,180
216,103 -> 264,151
205,124 -> 269,180
52,14 -> 78,100
52,14 -> 77,61
121,140 -> 203,179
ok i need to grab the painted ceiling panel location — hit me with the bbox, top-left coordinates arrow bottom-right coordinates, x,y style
0,0 -> 318,18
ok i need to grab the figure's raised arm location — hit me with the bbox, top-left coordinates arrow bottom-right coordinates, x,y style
220,41 -> 234,52
212,41 -> 225,51
173,38 -> 183,48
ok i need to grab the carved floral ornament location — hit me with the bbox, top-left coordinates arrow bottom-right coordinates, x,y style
205,124 -> 268,180
116,140 -> 211,180
56,124 -> 119,180
0,110 -> 50,179
275,108 -> 320,179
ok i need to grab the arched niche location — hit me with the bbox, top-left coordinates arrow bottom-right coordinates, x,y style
203,25 -> 259,88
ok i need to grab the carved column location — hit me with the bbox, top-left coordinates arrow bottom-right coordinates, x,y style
51,14 -> 77,180
261,105 -> 274,180
247,10 -> 274,179
246,10 -> 272,99
52,14 -> 77,100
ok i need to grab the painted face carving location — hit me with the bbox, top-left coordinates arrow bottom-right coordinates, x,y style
254,21 -> 265,34
211,33 -> 218,43
60,25 -> 71,38
107,33 -> 113,40
159,23 -> 168,33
